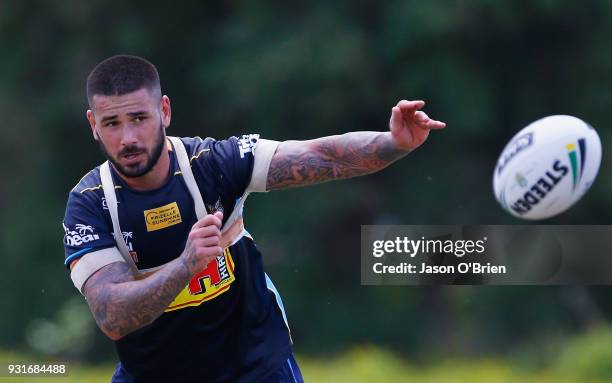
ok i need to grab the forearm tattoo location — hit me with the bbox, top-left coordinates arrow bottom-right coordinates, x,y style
267,131 -> 408,190
83,256 -> 193,340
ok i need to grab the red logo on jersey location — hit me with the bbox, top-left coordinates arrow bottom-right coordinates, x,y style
165,248 -> 236,312
189,254 -> 231,294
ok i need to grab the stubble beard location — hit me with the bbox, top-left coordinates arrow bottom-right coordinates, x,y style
98,121 -> 166,178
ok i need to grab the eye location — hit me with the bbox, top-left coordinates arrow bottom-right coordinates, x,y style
135,115 -> 147,122
104,121 -> 117,127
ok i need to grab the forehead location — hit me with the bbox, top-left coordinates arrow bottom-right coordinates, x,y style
92,88 -> 158,117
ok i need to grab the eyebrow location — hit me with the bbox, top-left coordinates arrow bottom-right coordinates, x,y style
101,115 -> 118,124
100,111 -> 148,124
127,111 -> 148,117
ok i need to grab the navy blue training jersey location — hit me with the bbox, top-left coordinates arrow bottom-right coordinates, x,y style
62,136 -> 292,383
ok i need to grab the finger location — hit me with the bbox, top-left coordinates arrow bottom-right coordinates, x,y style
213,211 -> 223,221
427,120 -> 446,129
397,99 -> 424,108
397,100 -> 425,111
414,110 -> 430,123
192,214 -> 223,230
206,213 -> 223,228
414,111 -> 446,130
193,235 -> 221,248
400,103 -> 426,124
409,110 -> 431,130
191,225 -> 222,239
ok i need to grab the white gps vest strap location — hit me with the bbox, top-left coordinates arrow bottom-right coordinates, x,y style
100,136 -> 248,273
167,136 -> 208,219
99,161 -> 138,271
168,136 -> 246,237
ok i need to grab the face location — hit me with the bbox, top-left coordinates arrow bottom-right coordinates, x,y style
87,88 -> 171,178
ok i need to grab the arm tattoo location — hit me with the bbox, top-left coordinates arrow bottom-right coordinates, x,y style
267,131 -> 408,190
83,255 -> 195,340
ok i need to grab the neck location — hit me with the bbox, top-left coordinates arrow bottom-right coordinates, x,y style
114,148 -> 170,191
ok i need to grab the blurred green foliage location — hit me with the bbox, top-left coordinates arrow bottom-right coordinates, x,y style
0,0 -> 610,366
4,329 -> 612,382
555,326 -> 612,381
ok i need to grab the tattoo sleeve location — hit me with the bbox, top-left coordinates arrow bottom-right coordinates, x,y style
82,255 -> 195,341
266,131 -> 408,190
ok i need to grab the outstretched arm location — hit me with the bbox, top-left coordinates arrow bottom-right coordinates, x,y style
266,100 -> 445,190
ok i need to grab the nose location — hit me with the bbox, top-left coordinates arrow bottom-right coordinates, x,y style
120,124 -> 139,147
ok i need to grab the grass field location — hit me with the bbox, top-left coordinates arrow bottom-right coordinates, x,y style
2,328 -> 612,382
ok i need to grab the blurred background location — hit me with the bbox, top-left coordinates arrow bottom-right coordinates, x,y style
0,0 -> 610,381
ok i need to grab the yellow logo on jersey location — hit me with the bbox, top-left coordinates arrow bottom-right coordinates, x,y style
144,202 -> 182,232
165,248 -> 236,312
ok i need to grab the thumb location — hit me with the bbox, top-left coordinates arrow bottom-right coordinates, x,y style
214,211 -> 224,221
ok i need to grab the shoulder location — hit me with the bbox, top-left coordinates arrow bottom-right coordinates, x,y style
175,136 -> 215,159
70,166 -> 103,194
66,165 -> 105,210
176,135 -> 264,160
175,136 -> 244,172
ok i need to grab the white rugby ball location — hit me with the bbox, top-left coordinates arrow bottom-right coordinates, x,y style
493,115 -> 602,220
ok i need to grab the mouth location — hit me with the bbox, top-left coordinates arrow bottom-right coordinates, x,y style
121,152 -> 144,165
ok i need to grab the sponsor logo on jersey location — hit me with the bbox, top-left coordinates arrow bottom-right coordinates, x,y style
110,230 -> 139,262
143,202 -> 182,232
205,197 -> 224,215
110,231 -> 134,250
101,197 -> 119,210
122,231 -> 138,263
63,223 -> 100,247
165,248 -> 236,312
236,134 -> 259,158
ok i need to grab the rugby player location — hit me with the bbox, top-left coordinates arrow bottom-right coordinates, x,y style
62,55 -> 445,382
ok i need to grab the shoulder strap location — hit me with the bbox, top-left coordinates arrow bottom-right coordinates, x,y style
99,161 -> 138,271
168,136 -> 248,235
101,137 -> 247,268
167,136 -> 208,219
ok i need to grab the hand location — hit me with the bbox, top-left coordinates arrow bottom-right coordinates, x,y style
182,211 -> 223,273
389,100 -> 446,151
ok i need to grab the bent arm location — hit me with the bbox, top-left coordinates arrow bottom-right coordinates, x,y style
80,257 -> 194,341
68,203 -> 223,341
77,212 -> 223,340
266,131 -> 406,190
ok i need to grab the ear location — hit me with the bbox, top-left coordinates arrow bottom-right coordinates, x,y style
87,109 -> 99,141
160,95 -> 171,130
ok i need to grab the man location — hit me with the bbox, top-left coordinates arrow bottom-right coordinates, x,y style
62,55 -> 445,383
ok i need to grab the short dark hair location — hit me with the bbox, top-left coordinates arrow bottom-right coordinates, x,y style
86,55 -> 161,108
